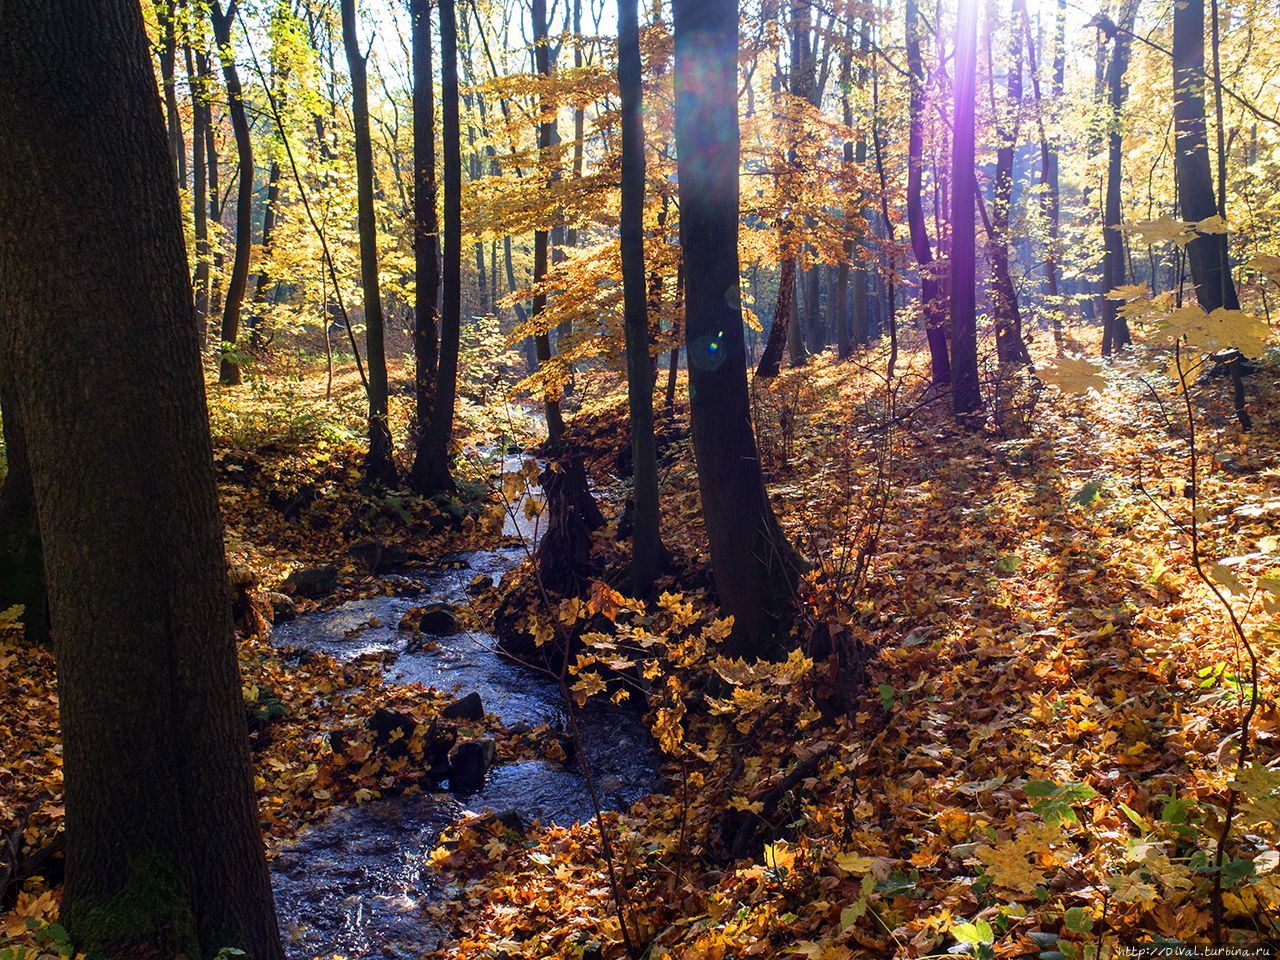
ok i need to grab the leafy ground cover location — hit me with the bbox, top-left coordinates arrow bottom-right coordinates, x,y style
3,339 -> 1280,959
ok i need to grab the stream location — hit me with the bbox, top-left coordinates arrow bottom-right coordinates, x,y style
268,458 -> 658,959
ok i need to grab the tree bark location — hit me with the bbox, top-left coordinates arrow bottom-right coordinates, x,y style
409,0 -> 443,490
187,41 -> 211,326
0,1 -> 284,955
201,45 -> 224,320
1174,0 -> 1249,428
755,1 -> 806,379
835,25 -> 855,361
619,0 -> 663,595
341,0 -> 397,486
156,0 -> 187,188
531,0 -> 567,449
990,0 -> 1031,365
673,0 -> 801,659
1021,0 -> 1064,351
850,20 -> 872,349
250,162 -> 281,315
210,0 -> 253,386
1173,0 -> 1237,315
0,380 -> 47,647
1100,0 -> 1139,356
950,0 -> 982,419
414,0 -> 462,493
906,0 -> 950,383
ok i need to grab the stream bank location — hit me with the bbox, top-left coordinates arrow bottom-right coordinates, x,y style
267,458 -> 657,959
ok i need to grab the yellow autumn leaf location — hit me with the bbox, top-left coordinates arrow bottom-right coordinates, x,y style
1038,355 -> 1107,395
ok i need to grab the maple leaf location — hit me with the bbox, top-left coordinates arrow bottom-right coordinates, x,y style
1038,356 -> 1107,395
1195,214 -> 1229,234
1123,214 -> 1196,246
570,671 -> 607,706
976,838 -> 1044,895
1108,870 -> 1159,904
1104,282 -> 1149,301
587,580 -> 627,621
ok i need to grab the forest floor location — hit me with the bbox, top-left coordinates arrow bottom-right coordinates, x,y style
3,334 -> 1280,959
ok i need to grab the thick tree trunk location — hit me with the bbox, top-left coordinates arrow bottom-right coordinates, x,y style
1100,1 -> 1139,356
210,0 -> 253,386
341,0 -> 397,486
906,0 -> 950,384
409,0 -> 443,490
1174,0 -> 1249,429
1173,0 -> 1237,315
414,0 -> 462,493
619,0 -> 663,595
673,0 -> 801,659
0,1 -> 284,955
950,0 -> 982,419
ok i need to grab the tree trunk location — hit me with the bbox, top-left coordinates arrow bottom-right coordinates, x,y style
1100,1 -> 1139,356
250,161 -> 281,322
990,0 -> 1031,365
673,0 -> 801,659
756,254 -> 797,378
906,0 -> 950,383
502,234 -> 536,373
755,3 -> 806,379
1022,0 -> 1064,350
0,1 -> 284,955
187,41 -> 211,326
850,20 -> 872,349
531,0 -> 567,449
619,0 -> 663,595
1174,0 -> 1249,428
409,0 -> 443,490
210,0 -> 253,386
156,0 -> 187,188
341,0 -> 397,486
950,0 -> 982,419
666,262 -> 684,420
414,0 -> 462,493
835,27 -> 854,362
0,380 -> 47,647
201,45 -> 224,321
1173,0 -> 1236,315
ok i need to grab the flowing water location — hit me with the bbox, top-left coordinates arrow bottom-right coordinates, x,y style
268,459 -> 657,959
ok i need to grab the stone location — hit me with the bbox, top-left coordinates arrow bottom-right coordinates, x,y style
417,603 -> 459,636
280,564 -> 338,599
264,592 -> 295,622
367,708 -> 416,758
441,691 -> 484,721
448,738 -> 497,794
348,539 -> 426,573
494,809 -> 526,835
